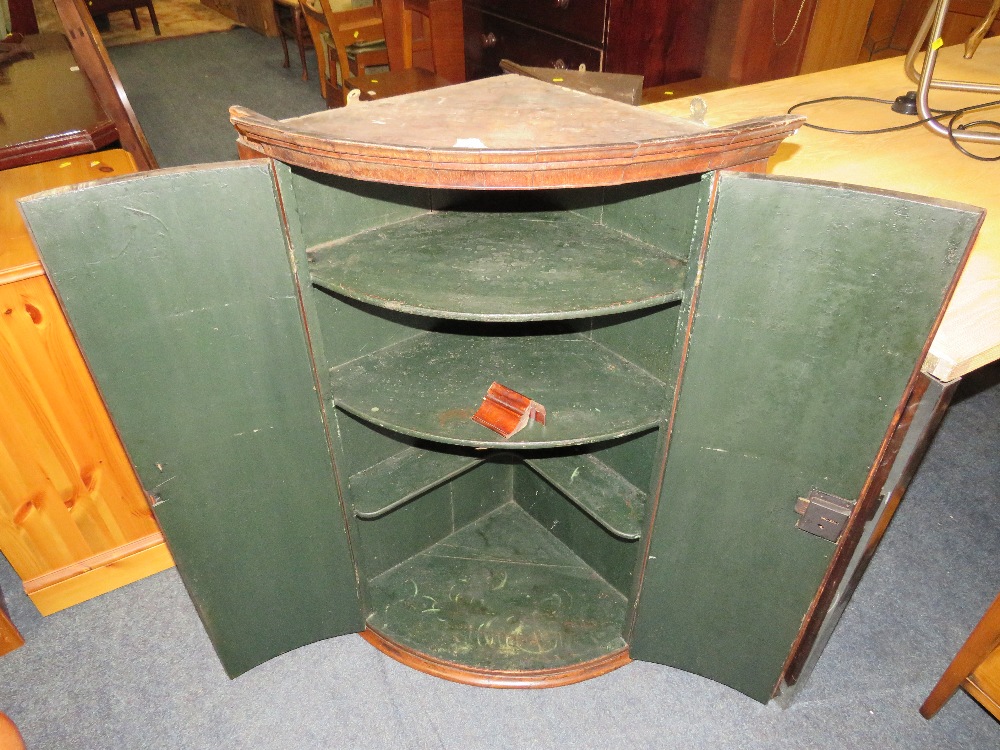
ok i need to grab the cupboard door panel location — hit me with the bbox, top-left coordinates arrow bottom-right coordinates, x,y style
19,161 -> 363,676
631,173 -> 982,702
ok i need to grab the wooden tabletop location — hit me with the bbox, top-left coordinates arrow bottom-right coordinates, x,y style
0,33 -> 117,171
646,39 -> 1000,382
1,149 -> 137,285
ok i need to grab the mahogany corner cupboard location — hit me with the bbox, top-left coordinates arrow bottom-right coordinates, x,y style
19,76 -> 983,704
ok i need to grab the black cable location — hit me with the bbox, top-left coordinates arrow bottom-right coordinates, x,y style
948,116 -> 1000,162
786,94 -> 1000,159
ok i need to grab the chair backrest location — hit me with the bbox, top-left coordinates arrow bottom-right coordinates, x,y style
298,0 -> 332,98
319,0 -> 386,86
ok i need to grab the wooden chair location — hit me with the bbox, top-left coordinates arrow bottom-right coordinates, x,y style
320,0 -> 391,104
339,0 -> 458,105
86,0 -> 161,36
921,591 -> 1000,721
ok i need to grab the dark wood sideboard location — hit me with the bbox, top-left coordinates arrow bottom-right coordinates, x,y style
462,0 -> 713,86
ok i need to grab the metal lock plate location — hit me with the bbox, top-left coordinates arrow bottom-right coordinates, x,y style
795,489 -> 854,542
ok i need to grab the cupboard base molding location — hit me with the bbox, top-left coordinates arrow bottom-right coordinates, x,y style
360,627 -> 631,688
24,533 -> 174,616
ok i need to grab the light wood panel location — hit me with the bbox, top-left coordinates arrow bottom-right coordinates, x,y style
645,39 -> 1000,381
1,151 -> 173,615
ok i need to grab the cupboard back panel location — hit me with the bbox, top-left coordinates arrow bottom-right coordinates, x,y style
351,460 -> 512,579
514,465 -> 638,597
586,304 -> 682,386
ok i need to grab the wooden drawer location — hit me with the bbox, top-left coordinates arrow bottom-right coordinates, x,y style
468,0 -> 607,46
464,9 -> 602,79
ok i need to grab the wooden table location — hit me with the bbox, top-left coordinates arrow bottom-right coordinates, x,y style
646,39 -> 1000,382
0,33 -> 117,171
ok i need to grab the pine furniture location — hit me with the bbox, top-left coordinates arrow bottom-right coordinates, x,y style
19,75 -> 983,703
0,151 -> 174,617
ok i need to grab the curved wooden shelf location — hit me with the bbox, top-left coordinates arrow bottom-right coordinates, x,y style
231,75 -> 802,189
361,627 -> 631,688
309,209 -> 687,322
329,333 -> 668,448
361,502 -> 632,686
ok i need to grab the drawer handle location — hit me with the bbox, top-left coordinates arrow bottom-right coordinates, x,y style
555,0 -> 570,8
481,32 -> 497,48
551,58 -> 567,69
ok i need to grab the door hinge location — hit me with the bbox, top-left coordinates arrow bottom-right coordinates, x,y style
795,490 -> 854,542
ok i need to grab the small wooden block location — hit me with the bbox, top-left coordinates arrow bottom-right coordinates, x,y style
472,382 -> 545,438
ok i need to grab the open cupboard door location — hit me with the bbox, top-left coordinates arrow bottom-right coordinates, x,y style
629,171 -> 983,703
19,161 -> 364,677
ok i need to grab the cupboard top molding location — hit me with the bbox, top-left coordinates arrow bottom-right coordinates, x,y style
230,76 -> 803,189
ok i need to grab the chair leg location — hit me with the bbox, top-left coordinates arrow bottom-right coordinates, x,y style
293,7 -> 309,81
275,4 -> 291,68
147,2 -> 160,35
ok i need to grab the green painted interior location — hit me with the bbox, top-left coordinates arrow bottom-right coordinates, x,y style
328,331 -> 669,448
308,210 -> 687,322
20,162 -> 364,677
366,501 -> 629,671
629,173 -> 983,702
514,466 -> 638,598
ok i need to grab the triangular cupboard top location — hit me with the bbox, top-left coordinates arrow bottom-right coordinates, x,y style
231,75 -> 802,189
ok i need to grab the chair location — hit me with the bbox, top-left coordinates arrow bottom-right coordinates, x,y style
86,0 -> 161,36
340,0 -> 459,105
320,0 -> 391,105
298,0 -> 391,105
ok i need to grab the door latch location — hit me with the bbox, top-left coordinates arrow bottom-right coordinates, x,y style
795,489 -> 854,542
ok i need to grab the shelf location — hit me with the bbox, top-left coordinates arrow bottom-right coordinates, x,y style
366,502 -> 628,673
350,447 -> 483,519
524,454 -> 646,540
329,333 -> 668,448
309,211 -> 687,322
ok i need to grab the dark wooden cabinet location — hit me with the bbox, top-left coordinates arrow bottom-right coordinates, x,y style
463,0 -> 712,85
20,77 -> 983,703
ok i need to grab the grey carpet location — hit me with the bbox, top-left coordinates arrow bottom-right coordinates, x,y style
1,28 -> 998,749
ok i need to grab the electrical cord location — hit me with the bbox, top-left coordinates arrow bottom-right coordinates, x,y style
787,94 -> 1000,160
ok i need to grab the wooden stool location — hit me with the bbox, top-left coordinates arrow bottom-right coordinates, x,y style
274,0 -> 312,81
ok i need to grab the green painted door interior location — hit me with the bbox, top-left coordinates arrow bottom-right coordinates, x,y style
629,172 -> 983,702
19,162 -> 364,677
